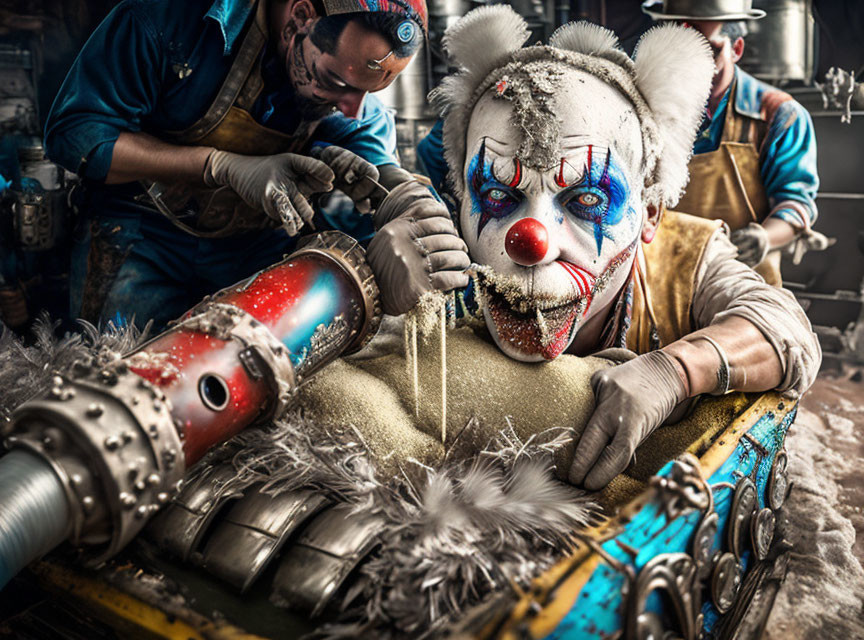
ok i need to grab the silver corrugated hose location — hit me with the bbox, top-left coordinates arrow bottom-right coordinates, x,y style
0,450 -> 70,589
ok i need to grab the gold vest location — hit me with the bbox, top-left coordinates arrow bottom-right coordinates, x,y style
673,79 -> 782,286
627,210 -> 723,354
143,0 -> 323,237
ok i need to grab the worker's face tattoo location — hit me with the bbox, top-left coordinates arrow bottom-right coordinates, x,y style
459,73 -> 646,362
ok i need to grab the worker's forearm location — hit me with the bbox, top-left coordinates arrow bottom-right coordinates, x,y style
763,216 -> 798,251
661,315 -> 784,397
105,132 -> 214,185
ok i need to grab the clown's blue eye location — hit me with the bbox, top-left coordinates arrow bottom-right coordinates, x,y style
560,187 -> 608,220
480,187 -> 521,219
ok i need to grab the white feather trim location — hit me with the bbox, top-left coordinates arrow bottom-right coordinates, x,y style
442,4 -> 530,74
634,25 -> 715,207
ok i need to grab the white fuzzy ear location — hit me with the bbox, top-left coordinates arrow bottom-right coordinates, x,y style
442,5 -> 530,75
634,25 -> 715,207
550,21 -> 619,56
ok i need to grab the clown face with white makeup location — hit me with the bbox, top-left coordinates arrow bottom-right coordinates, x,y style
460,69 -> 649,361
367,6 -> 819,490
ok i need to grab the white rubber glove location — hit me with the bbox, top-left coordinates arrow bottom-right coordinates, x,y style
203,150 -> 335,236
730,222 -> 770,267
310,146 -> 380,214
569,350 -> 688,490
367,181 -> 470,316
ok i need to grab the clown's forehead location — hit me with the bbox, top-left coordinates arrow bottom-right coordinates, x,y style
463,68 -> 644,173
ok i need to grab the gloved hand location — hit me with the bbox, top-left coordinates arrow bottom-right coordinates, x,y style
568,349 -> 688,490
203,150 -> 335,235
310,146 -> 380,214
367,181 -> 470,316
730,222 -> 770,267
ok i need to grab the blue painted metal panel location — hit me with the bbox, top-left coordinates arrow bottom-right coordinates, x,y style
545,404 -> 797,639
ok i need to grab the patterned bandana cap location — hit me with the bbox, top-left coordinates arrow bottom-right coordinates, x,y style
322,0 -> 429,32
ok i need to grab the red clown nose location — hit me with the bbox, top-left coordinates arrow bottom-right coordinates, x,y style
505,218 -> 549,266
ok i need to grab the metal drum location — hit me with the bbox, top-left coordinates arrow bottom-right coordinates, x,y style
743,0 -> 815,83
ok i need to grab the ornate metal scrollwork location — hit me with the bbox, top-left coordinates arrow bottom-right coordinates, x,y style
626,553 -> 702,640
650,454 -> 713,521
767,450 -> 789,511
727,478 -> 757,560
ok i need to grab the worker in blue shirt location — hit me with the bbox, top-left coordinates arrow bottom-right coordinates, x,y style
642,0 -> 819,286
45,0 -> 468,330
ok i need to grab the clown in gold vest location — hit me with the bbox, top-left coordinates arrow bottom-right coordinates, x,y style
367,6 -> 821,489
45,0 -> 470,331
643,0 -> 820,286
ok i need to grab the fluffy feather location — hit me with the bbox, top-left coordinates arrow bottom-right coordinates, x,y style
633,24 -> 715,207
0,319 -> 598,639
442,4 -> 530,75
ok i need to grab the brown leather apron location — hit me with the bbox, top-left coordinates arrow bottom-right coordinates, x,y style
142,0 -> 324,237
674,80 -> 781,286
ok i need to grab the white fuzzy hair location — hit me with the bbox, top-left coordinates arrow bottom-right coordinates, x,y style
633,25 -> 715,206
549,21 -> 632,69
442,4 -> 530,75
435,9 -> 715,208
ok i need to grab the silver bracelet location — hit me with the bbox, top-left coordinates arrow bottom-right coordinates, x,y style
698,336 -> 731,396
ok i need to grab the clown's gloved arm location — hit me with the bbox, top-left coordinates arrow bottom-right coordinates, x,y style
366,181 -> 470,316
570,230 -> 821,490
569,350 -> 688,490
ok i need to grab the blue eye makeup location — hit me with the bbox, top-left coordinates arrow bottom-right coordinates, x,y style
555,147 -> 631,254
467,138 -> 524,236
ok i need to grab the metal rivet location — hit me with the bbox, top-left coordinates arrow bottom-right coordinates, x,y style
104,435 -> 122,451
42,435 -> 53,449
162,449 -> 177,469
135,505 -> 149,519
71,474 -> 83,486
122,431 -> 135,444
51,375 -> 63,387
120,492 -> 137,509
81,496 -> 95,513
157,492 -> 169,504
50,386 -> 63,398
135,480 -> 146,492
148,424 -> 159,439
86,403 -> 104,418
146,473 -> 161,487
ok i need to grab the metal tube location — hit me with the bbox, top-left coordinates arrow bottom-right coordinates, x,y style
0,450 -> 69,589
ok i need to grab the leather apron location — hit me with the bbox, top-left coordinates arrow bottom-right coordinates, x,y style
674,80 -> 782,286
143,0 -> 324,238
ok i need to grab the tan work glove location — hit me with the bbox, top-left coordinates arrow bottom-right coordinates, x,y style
366,181 -> 470,316
568,350 -> 688,490
310,146 -> 380,214
730,222 -> 770,267
203,150 -> 335,235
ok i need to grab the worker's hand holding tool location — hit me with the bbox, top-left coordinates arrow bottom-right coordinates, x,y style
203,150 -> 335,235
311,145 -> 382,214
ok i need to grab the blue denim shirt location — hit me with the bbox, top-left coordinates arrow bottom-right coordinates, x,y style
44,0 -> 398,181
694,67 -> 819,230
